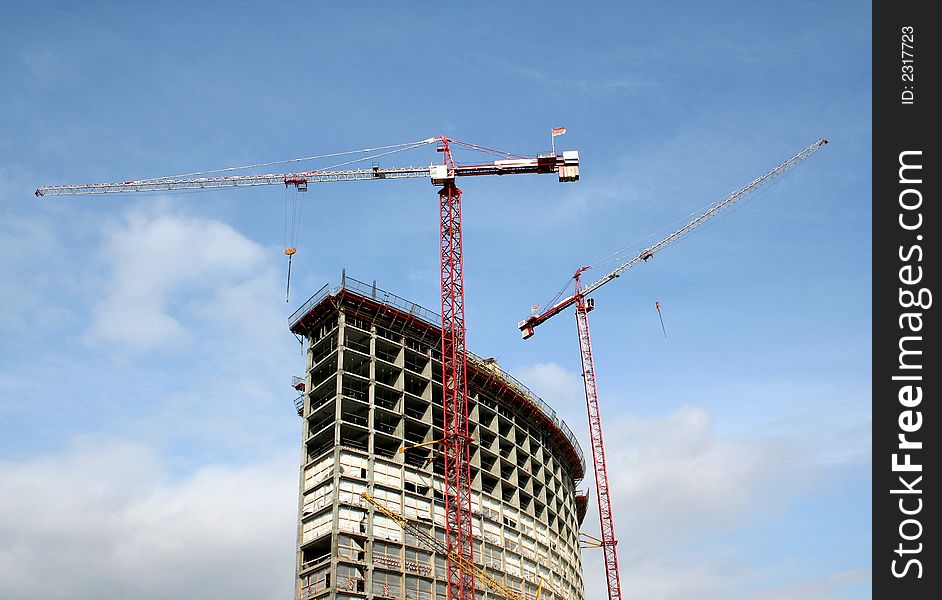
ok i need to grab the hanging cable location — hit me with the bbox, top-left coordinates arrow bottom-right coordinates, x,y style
283,184 -> 305,302
285,247 -> 296,302
317,139 -> 440,171
655,301 -> 667,337
134,138 -> 438,182
445,138 -> 527,161
535,274 -> 578,315
283,185 -> 289,253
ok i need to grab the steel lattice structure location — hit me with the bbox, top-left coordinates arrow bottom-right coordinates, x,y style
438,170 -> 475,600
573,273 -> 622,600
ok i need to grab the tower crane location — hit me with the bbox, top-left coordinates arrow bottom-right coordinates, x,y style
36,135 -> 580,600
517,138 -> 828,600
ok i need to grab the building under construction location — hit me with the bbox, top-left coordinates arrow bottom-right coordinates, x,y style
288,275 -> 588,600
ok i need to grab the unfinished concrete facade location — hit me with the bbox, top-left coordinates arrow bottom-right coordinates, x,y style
289,276 -> 587,600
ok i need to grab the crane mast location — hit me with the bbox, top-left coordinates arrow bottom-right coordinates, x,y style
517,138 -> 828,600
36,135 -> 580,600
436,139 -> 476,600
572,269 -> 623,600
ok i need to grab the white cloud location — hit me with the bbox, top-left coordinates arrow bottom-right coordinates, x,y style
575,408 -> 863,600
580,554 -> 869,600
515,362 -> 801,544
604,405 -> 796,545
88,208 -> 270,350
0,210 -> 75,336
737,569 -> 870,600
0,438 -> 298,600
2,201 -> 303,469
513,361 -> 841,600
513,362 -> 586,417
581,554 -> 734,600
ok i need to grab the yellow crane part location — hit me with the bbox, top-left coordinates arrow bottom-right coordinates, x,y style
361,492 -> 548,600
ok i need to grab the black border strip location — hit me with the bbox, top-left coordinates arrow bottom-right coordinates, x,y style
874,2 -> 937,595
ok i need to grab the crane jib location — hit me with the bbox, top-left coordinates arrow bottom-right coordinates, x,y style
518,137 -> 828,337
34,150 -> 581,196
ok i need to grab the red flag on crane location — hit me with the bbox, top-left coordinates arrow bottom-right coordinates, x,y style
551,127 -> 567,136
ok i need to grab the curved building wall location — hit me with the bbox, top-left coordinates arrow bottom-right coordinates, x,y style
291,279 -> 586,600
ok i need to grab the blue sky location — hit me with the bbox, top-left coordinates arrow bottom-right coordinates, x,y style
1,2 -> 870,599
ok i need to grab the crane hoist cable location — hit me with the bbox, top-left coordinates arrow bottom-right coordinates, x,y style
283,182 -> 306,302
276,140 -> 454,303
655,301 -> 667,337
263,138 -> 530,304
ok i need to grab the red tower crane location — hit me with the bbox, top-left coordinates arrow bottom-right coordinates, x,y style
517,138 -> 828,600
36,135 -> 580,600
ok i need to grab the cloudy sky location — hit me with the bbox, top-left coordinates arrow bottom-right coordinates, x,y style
1,2 -> 870,599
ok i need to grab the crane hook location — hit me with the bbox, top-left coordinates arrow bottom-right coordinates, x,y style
284,248 -> 297,302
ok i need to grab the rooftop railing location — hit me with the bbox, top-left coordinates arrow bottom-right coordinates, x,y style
290,275 -> 585,474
